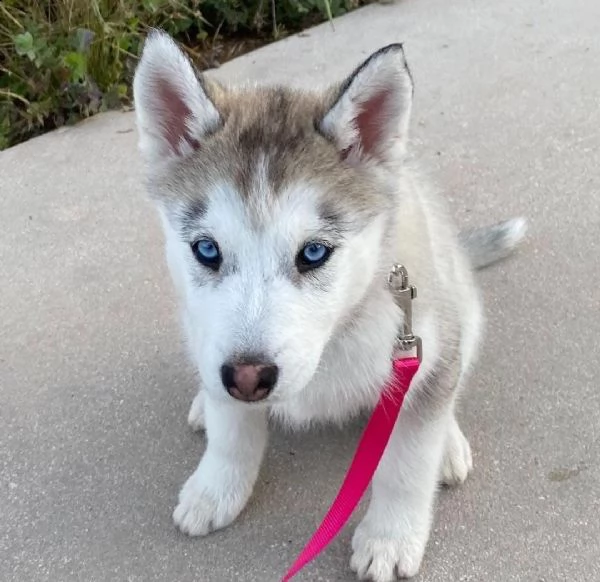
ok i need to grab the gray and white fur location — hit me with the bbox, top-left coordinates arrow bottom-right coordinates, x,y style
133,30 -> 526,581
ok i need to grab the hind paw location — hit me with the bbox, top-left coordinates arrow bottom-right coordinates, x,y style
187,390 -> 206,431
440,418 -> 473,486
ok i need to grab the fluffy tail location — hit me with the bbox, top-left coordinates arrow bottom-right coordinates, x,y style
459,217 -> 527,270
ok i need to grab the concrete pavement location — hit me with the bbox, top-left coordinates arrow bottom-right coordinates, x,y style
1,0 -> 599,580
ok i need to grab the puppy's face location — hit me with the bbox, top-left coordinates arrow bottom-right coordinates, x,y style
133,32 -> 413,404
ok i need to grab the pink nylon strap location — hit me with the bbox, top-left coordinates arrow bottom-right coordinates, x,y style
281,356 -> 420,581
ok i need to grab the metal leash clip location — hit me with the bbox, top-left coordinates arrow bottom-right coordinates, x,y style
387,264 -> 423,362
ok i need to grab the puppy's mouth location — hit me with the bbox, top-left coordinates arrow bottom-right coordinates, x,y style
226,386 -> 272,403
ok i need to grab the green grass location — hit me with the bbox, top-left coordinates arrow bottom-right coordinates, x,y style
0,0 -> 368,150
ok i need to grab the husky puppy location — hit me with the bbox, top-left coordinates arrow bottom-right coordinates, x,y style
133,30 -> 526,581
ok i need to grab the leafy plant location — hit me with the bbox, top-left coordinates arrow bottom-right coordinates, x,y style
0,0 -> 369,150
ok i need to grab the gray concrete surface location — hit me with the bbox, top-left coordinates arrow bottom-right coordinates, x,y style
1,0 -> 599,580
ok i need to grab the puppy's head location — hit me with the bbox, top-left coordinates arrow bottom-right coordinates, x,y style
133,31 -> 413,404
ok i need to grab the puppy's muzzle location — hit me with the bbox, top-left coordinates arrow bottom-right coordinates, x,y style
220,361 -> 279,402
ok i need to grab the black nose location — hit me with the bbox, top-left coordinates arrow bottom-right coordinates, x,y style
220,361 -> 279,402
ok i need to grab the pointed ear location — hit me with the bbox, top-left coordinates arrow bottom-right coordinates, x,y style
133,30 -> 221,165
319,44 -> 413,165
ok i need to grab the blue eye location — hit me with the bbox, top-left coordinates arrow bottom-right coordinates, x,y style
297,242 -> 332,272
191,238 -> 221,270
303,243 -> 327,262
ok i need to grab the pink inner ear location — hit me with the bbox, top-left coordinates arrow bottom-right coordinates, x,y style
355,88 -> 392,157
156,78 -> 199,153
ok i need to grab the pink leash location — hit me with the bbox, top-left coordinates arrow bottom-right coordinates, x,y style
281,356 -> 421,581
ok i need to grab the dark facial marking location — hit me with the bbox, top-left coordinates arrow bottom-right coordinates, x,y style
177,198 -> 208,240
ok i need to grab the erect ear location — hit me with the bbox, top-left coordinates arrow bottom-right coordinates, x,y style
319,44 -> 413,165
133,29 -> 221,165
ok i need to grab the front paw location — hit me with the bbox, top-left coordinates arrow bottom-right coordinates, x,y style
173,470 -> 249,536
350,519 -> 427,581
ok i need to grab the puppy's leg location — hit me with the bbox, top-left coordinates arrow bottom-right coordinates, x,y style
174,394 -> 268,536
351,364 -> 458,581
187,388 -> 206,432
440,413 -> 472,486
